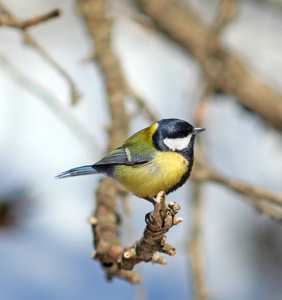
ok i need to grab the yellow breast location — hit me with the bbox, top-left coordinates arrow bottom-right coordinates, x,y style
114,151 -> 189,199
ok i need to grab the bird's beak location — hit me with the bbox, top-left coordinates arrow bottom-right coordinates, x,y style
193,127 -> 205,134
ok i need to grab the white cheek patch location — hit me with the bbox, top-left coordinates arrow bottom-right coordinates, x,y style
163,134 -> 192,151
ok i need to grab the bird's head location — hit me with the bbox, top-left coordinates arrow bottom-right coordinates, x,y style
152,118 -> 205,152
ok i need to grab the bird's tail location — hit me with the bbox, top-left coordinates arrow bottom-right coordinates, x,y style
55,165 -> 98,179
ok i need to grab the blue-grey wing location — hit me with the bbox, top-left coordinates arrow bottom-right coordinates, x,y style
94,147 -> 154,166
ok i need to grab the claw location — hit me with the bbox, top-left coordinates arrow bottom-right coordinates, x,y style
144,211 -> 154,224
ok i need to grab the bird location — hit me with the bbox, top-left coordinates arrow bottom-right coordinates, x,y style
56,118 -> 205,205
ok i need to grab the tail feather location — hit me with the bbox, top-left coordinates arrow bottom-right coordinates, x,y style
55,165 -> 97,179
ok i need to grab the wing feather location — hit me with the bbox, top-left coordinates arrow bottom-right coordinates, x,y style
94,147 -> 154,166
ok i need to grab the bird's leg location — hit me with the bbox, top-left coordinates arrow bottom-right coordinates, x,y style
144,197 -> 156,206
144,197 -> 156,223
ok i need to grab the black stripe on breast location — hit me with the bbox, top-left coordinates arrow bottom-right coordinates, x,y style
165,158 -> 194,195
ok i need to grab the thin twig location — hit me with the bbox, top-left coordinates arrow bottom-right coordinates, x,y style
107,2 -> 159,123
193,161 -> 282,220
0,54 -> 97,149
209,0 -> 239,38
0,2 -> 81,105
0,8 -> 61,28
127,86 -> 158,123
110,1 -> 158,32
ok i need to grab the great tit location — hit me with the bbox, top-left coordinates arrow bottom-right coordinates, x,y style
56,118 -> 205,204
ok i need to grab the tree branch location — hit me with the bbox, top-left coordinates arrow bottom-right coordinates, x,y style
90,179 -> 140,283
187,2 -> 239,298
127,86 -> 158,123
0,8 -> 61,28
0,54 -> 96,149
119,191 -> 182,270
0,2 -> 80,105
90,190 -> 182,283
78,0 -> 134,281
134,0 -> 282,132
193,161 -> 282,220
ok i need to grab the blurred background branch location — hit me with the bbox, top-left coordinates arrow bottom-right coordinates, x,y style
0,7 -> 61,29
188,2 -> 240,299
0,1 -> 81,105
134,0 -> 282,132
193,161 -> 282,219
0,54 -> 97,149
78,0 -> 137,282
